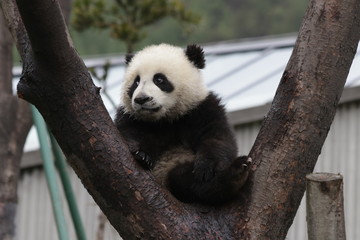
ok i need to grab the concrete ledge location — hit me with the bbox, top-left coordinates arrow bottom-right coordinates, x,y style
20,150 -> 42,169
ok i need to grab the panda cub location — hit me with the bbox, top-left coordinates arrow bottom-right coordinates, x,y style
115,44 -> 251,205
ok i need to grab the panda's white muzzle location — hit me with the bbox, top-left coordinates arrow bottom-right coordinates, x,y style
134,95 -> 152,105
133,93 -> 161,113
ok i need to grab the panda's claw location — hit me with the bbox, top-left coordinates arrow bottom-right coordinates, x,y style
240,157 -> 252,170
134,150 -> 153,170
235,156 -> 251,174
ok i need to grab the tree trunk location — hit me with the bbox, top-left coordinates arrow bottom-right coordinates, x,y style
1,0 -> 359,239
0,8 -> 32,240
241,0 -> 360,238
0,0 -> 72,238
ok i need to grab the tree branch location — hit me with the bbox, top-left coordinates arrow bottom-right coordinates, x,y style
1,0 -> 29,61
242,0 -> 360,238
0,9 -> 13,93
0,4 -> 32,239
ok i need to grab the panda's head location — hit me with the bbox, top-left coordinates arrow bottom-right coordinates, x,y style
120,44 -> 209,121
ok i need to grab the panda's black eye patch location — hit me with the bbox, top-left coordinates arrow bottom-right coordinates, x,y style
127,75 -> 140,98
153,73 -> 174,93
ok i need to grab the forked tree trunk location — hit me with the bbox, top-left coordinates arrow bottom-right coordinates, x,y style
0,0 -> 359,239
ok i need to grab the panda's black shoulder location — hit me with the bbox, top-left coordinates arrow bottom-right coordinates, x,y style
183,92 -> 227,122
174,92 -> 233,143
200,92 -> 226,114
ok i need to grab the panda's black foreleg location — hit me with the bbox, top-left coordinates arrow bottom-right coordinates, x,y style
192,159 -> 216,182
192,138 -> 238,183
167,156 -> 252,205
167,161 -> 198,203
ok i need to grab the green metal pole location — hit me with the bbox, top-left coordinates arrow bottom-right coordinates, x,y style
50,134 -> 87,240
31,105 -> 69,240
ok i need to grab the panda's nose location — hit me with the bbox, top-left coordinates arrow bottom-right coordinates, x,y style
134,95 -> 152,105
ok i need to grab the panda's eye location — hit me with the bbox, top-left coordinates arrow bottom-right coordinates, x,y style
134,76 -> 140,86
153,73 -> 174,93
127,75 -> 140,98
153,73 -> 165,85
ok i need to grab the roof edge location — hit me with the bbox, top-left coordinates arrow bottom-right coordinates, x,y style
227,85 -> 360,126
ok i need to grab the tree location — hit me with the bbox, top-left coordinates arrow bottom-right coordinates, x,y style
1,0 -> 359,239
0,1 -> 71,239
72,0 -> 200,53
0,8 -> 32,240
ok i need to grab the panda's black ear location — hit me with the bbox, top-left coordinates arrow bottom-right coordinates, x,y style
125,54 -> 134,65
185,44 -> 205,69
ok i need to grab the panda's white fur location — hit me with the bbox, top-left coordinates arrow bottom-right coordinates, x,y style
120,44 -> 209,121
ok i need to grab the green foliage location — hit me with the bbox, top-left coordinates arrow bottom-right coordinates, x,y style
180,0 -> 307,42
69,27 -> 125,56
70,0 -> 307,56
72,0 -> 200,52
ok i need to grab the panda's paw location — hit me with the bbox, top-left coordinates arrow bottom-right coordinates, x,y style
134,150 -> 153,170
192,162 -> 216,182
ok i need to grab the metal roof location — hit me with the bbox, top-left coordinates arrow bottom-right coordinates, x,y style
16,34 -> 360,151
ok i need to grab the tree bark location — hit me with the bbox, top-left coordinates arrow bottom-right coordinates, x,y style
0,8 -> 32,240
0,1 -> 71,238
0,8 -> 12,93
1,0 -> 359,239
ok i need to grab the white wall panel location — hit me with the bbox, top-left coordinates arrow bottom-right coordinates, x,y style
15,167 -> 120,240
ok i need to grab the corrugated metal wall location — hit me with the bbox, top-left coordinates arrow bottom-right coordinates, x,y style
315,101 -> 360,240
15,167 -> 120,240
15,100 -> 360,240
